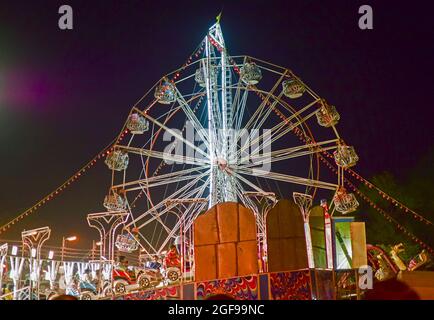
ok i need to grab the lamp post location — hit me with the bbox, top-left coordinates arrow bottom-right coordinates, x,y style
61,236 -> 77,262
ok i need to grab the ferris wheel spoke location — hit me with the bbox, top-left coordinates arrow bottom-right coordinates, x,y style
236,95 -> 281,160
237,98 -> 320,158
244,107 -> 320,160
168,182 -> 210,235
135,230 -> 158,254
230,59 -> 247,129
233,89 -> 249,132
182,201 -> 210,236
149,183 -> 210,254
235,167 -> 337,190
175,89 -> 211,150
117,145 -> 209,166
228,169 -> 270,196
230,175 -> 261,210
118,166 -> 208,189
228,170 -> 272,234
238,77 -> 284,137
239,139 -> 339,167
249,73 -> 287,131
247,57 -> 321,100
126,171 -> 210,229
115,170 -> 209,192
135,109 -> 210,161
144,172 -> 207,190
149,183 -> 210,250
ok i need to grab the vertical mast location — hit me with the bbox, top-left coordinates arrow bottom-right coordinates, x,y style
204,35 -> 217,207
205,20 -> 237,207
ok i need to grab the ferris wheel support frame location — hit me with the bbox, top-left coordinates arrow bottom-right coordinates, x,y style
22,226 -> 51,300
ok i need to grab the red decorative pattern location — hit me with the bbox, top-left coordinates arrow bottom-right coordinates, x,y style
269,270 -> 312,300
196,275 -> 258,300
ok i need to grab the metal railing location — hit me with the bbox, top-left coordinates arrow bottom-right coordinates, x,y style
0,239 -> 141,264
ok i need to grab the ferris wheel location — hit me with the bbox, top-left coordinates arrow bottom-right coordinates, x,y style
103,22 -> 360,257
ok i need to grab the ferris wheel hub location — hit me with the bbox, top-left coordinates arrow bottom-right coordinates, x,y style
216,158 -> 229,172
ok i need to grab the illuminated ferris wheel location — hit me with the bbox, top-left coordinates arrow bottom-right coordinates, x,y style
103,21 -> 360,258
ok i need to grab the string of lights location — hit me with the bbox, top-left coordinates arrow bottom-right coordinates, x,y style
0,130 -> 129,235
319,154 -> 434,255
0,40 -> 207,236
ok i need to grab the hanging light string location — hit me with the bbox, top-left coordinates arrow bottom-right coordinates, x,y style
293,125 -> 434,252
0,129 -> 129,235
346,167 -> 432,225
0,40 -> 206,243
314,147 -> 433,226
0,40 -> 206,236
318,154 -> 434,255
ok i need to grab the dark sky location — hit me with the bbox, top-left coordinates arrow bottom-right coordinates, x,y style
0,0 -> 433,248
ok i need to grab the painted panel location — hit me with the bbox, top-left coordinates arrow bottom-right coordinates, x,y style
269,270 -> 312,300
195,275 -> 258,300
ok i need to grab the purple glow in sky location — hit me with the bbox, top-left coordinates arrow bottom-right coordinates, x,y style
2,66 -> 66,113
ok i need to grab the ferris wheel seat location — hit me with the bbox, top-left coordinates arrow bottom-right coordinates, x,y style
103,193 -> 127,211
282,78 -> 306,98
104,150 -> 129,171
127,113 -> 149,135
240,62 -> 262,85
154,80 -> 176,104
333,188 -> 359,214
115,234 -> 139,253
316,100 -> 341,127
333,145 -> 359,168
195,65 -> 217,87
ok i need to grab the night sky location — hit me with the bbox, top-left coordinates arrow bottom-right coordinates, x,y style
0,0 -> 433,248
